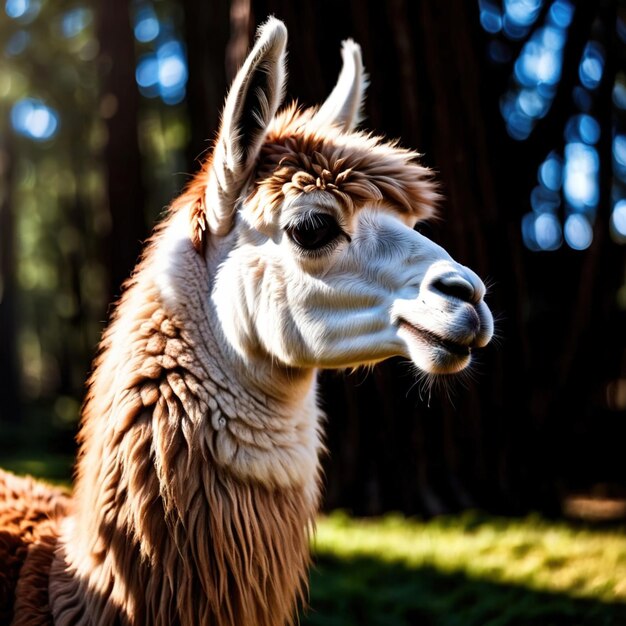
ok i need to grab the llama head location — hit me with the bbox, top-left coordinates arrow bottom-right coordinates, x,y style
194,18 -> 493,376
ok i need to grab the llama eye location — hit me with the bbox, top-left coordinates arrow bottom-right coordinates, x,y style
286,213 -> 342,251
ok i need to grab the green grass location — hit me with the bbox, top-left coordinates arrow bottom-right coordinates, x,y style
1,453 -> 74,485
0,416 -> 75,485
303,511 -> 626,625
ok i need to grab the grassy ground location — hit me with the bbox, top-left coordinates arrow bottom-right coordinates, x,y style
1,452 -> 74,485
304,512 -> 626,625
2,453 -> 625,625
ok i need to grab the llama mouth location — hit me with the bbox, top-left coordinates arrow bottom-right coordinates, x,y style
398,319 -> 471,358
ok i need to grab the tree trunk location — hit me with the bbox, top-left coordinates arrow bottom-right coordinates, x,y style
96,0 -> 148,302
0,124 -> 20,423
181,0 -> 231,168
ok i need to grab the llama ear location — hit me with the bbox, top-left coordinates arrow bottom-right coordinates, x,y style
311,39 -> 368,132
204,17 -> 287,237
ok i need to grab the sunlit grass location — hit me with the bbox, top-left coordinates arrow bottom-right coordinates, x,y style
314,511 -> 626,601
304,511 -> 626,625
0,452 -> 73,487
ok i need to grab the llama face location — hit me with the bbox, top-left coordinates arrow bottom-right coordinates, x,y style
282,201 -> 492,374
201,18 -> 493,375
213,193 -> 493,374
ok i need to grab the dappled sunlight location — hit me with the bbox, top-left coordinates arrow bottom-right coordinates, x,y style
132,3 -> 188,104
313,512 -> 626,603
478,0 -> 626,253
0,0 -> 191,411
11,97 -> 58,140
498,0 -> 573,141
4,0 -> 41,23
564,213 -> 593,250
135,40 -> 188,105
133,5 -> 160,43
304,512 -> 626,625
60,7 -> 92,39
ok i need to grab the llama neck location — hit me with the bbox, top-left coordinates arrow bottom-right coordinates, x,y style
52,211 -> 323,625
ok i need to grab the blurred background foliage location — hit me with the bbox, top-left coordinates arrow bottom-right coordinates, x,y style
0,0 -> 190,437
3,0 -> 626,623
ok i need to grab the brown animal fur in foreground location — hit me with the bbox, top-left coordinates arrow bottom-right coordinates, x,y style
0,17 -> 493,626
0,470 -> 70,625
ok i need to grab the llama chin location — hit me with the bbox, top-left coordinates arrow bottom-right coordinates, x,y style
1,17 -> 492,626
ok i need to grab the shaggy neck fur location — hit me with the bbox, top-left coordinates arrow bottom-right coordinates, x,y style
49,207 -> 322,626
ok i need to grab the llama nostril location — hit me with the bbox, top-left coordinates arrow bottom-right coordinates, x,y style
431,273 -> 476,303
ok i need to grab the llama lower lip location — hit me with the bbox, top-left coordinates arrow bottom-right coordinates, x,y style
398,319 -> 471,357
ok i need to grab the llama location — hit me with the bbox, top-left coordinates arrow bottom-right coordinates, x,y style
0,18 -> 493,626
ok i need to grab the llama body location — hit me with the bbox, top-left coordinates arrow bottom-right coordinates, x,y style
1,19 -> 493,625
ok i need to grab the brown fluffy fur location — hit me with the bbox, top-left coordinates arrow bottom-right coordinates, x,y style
43,222 -> 318,625
246,104 -> 439,226
0,471 -> 70,625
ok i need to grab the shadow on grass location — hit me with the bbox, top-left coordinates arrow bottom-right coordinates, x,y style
303,552 -> 626,626
0,453 -> 74,485
0,417 -> 75,486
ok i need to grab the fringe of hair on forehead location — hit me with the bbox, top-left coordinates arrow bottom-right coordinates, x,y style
242,105 -> 440,228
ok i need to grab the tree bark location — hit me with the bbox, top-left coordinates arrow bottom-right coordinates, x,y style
0,124 -> 20,423
96,0 -> 148,302
181,0 -> 231,168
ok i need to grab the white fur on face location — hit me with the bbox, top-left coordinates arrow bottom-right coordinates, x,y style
213,200 -> 493,375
